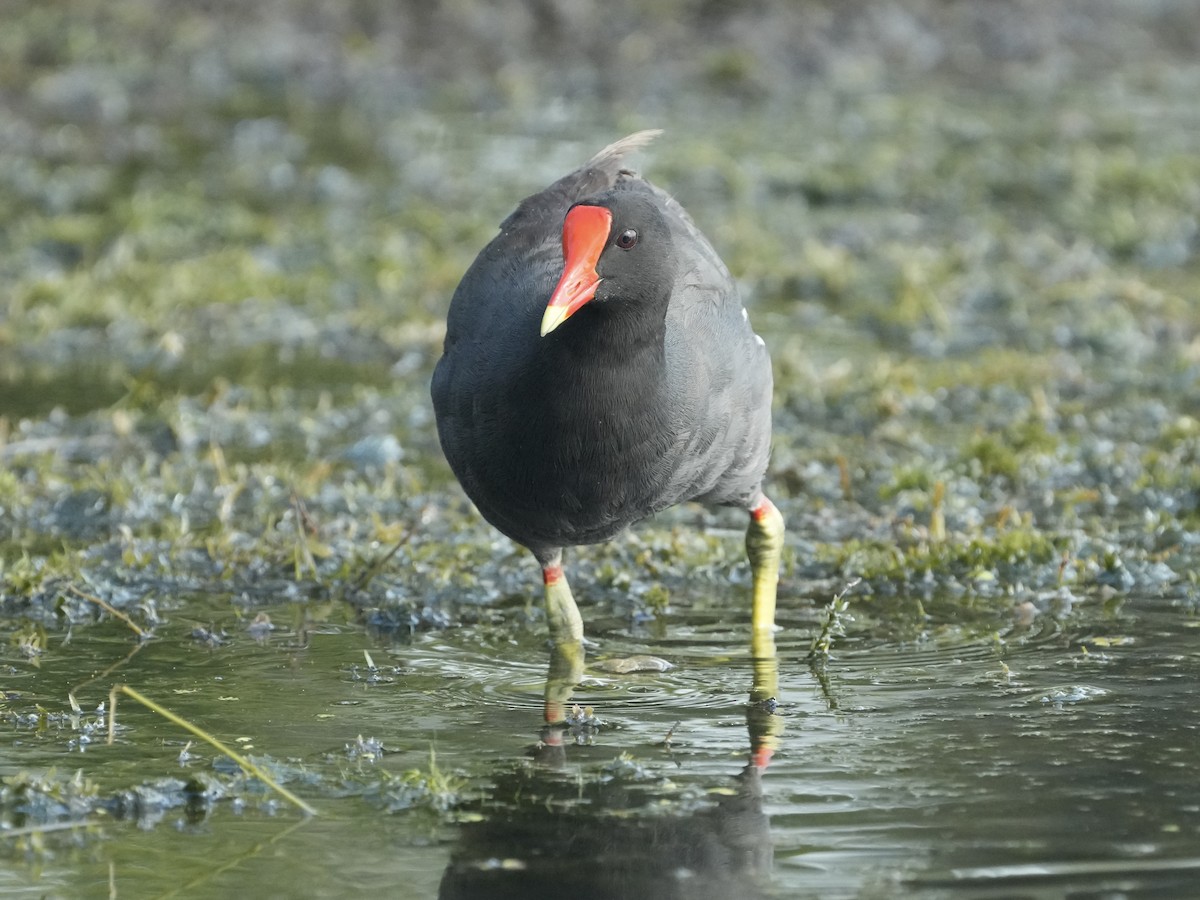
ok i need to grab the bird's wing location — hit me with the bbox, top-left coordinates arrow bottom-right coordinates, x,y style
655,185 -> 774,509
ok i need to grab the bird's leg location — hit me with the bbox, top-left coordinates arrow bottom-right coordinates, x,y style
540,549 -> 584,644
748,626 -> 783,770
746,494 -> 785,632
543,636 -> 585,724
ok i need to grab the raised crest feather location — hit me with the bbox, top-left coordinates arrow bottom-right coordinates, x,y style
583,129 -> 663,173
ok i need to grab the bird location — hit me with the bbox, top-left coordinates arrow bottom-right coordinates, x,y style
431,130 -> 784,645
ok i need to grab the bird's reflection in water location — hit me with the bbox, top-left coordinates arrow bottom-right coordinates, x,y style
439,634 -> 783,900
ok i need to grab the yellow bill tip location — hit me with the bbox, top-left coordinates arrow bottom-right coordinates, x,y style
540,304 -> 572,337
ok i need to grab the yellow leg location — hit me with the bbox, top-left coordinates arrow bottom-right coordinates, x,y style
543,638 -> 585,724
748,627 -> 783,769
746,495 -> 785,632
542,558 -> 584,644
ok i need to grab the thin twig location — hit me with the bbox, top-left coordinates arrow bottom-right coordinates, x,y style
0,819 -> 100,839
349,526 -> 411,594
69,639 -> 147,700
150,818 -> 309,900
290,492 -> 319,579
67,586 -> 146,637
108,684 -> 317,817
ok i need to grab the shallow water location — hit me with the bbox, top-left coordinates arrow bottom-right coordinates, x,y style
4,4 -> 1200,897
3,579 -> 1198,899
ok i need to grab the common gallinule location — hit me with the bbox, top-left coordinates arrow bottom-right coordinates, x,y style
432,131 -> 784,643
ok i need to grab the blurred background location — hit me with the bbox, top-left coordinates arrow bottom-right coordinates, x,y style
3,0 -> 1196,577
4,0 -> 1198,363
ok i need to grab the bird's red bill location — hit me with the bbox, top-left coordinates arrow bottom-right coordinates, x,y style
541,204 -> 613,336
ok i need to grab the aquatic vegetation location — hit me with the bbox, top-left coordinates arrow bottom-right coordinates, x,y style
365,748 -> 466,816
807,579 -> 858,663
0,769 -> 102,834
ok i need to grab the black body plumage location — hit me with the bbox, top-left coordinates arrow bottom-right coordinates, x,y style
431,132 -> 772,563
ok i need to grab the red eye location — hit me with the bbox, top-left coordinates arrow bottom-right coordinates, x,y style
616,229 -> 638,250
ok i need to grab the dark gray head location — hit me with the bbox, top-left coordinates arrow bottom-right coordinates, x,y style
540,182 -> 677,337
